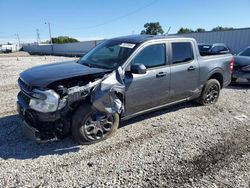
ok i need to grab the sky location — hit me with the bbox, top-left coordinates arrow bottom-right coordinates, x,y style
0,0 -> 250,44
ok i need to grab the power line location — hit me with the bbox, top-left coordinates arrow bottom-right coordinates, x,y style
1,0 -> 158,42
56,0 -> 159,31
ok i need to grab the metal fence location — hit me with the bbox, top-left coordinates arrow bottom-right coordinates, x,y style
22,40 -> 104,57
173,28 -> 250,54
23,28 -> 250,56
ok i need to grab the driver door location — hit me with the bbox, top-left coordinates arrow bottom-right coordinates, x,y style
124,43 -> 171,116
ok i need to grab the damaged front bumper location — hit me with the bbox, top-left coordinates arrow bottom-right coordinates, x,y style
21,120 -> 53,143
21,120 -> 58,143
17,98 -> 61,143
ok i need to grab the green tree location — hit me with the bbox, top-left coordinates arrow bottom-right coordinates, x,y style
51,36 -> 79,44
141,22 -> 164,35
211,26 -> 233,31
177,27 -> 194,34
195,28 -> 206,32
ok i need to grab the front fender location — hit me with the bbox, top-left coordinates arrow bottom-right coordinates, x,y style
91,67 -> 125,114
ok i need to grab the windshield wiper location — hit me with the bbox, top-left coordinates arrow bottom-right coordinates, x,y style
80,60 -> 111,69
80,61 -> 93,67
82,63 -> 110,69
84,63 -> 93,67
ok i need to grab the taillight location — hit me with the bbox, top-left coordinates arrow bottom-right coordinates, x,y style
230,57 -> 234,73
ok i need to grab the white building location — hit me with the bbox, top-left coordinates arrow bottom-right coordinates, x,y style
0,42 -> 19,53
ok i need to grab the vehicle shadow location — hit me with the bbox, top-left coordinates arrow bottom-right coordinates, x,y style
0,101 -> 199,160
0,114 -> 79,160
120,101 -> 199,128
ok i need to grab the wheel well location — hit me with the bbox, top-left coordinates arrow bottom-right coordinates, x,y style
208,73 -> 223,88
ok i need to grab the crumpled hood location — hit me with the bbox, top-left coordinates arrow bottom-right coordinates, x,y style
234,56 -> 250,66
20,60 -> 109,87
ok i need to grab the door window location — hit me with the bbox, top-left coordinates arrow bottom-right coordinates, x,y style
132,44 -> 166,68
172,42 -> 194,64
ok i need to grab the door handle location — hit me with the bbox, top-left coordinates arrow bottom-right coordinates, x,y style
187,66 -> 196,71
156,72 -> 167,78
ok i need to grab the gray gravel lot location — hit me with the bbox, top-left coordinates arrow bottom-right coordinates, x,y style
0,54 -> 249,188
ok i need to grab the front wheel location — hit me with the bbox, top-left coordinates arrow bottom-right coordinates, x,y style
72,103 -> 119,145
196,79 -> 221,106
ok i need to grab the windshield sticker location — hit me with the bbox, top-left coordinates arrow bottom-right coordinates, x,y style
120,43 -> 135,49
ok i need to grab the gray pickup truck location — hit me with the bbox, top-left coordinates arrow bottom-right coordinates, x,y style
17,35 -> 233,144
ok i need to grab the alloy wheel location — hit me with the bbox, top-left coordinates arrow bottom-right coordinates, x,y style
82,113 -> 114,141
204,84 -> 219,104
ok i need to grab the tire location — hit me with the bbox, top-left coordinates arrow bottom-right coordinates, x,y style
196,79 -> 221,106
72,103 -> 119,145
247,79 -> 250,82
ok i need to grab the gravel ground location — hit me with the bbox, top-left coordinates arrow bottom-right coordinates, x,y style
0,55 -> 249,188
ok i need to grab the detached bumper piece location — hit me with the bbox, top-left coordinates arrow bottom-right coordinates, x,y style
17,101 -> 59,143
22,120 -> 58,143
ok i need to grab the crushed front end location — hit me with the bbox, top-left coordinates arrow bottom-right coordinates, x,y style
16,76 -> 102,143
17,78 -> 71,142
17,65 -> 126,143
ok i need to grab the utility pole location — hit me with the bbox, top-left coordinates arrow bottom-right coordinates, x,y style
45,22 -> 53,54
36,29 -> 40,44
15,33 -> 20,47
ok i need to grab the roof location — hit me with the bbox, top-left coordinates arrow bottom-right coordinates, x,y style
111,35 -> 188,44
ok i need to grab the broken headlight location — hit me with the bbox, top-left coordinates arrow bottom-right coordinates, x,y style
29,89 -> 60,113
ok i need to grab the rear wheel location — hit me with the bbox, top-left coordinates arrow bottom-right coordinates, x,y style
72,103 -> 119,145
247,79 -> 250,82
196,79 -> 221,105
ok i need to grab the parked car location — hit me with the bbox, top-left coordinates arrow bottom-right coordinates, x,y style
238,46 -> 250,57
232,46 -> 250,82
17,35 -> 233,144
198,43 -> 231,56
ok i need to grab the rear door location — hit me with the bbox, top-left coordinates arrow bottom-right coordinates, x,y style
124,42 -> 170,115
169,41 -> 200,101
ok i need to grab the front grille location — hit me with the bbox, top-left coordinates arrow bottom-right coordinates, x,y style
18,77 -> 32,105
20,91 -> 31,104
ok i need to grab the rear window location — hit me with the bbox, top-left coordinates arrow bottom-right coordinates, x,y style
172,42 -> 194,64
198,45 -> 212,52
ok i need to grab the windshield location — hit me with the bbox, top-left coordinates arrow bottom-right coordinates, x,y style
238,48 -> 250,57
78,40 -> 137,69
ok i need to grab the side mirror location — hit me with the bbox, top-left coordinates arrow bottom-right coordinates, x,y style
130,63 -> 147,74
